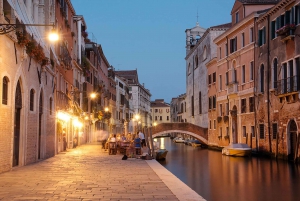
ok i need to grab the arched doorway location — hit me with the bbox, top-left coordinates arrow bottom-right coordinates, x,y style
288,120 -> 298,161
231,105 -> 238,143
38,90 -> 43,159
13,81 -> 22,167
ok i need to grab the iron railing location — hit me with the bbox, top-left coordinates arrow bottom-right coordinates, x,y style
275,75 -> 300,96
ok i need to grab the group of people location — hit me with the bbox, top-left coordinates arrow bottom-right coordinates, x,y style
106,130 -> 150,159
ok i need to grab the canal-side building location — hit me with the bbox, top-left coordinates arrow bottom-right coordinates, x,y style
170,93 -> 187,123
115,70 -> 151,133
210,0 -> 279,148
107,66 -> 117,135
255,0 -> 300,160
0,0 -> 57,173
150,99 -> 170,125
185,22 -> 230,130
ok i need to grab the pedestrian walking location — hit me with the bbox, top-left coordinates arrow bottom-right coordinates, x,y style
138,130 -> 146,147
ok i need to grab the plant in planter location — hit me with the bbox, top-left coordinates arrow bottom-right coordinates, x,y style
217,116 -> 222,123
82,31 -> 88,38
224,135 -> 230,140
16,31 -> 29,47
223,115 -> 229,122
71,31 -> 75,37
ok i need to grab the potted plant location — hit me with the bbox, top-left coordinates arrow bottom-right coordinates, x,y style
223,115 -> 229,122
71,32 -> 75,37
217,116 -> 222,123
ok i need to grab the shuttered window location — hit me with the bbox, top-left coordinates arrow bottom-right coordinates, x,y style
259,124 -> 265,139
272,123 -> 278,140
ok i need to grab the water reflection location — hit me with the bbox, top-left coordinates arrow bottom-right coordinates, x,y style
157,137 -> 300,201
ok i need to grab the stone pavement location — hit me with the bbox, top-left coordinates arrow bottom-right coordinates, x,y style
0,143 -> 205,201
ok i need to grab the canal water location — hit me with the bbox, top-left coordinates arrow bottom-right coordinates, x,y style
155,137 -> 300,201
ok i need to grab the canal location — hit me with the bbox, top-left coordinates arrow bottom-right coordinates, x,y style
155,137 -> 300,201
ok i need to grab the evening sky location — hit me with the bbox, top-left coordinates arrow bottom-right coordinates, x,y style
71,0 -> 235,103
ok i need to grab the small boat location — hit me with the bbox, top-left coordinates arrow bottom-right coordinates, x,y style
155,149 -> 168,160
191,140 -> 201,147
222,143 -> 252,157
174,137 -> 185,143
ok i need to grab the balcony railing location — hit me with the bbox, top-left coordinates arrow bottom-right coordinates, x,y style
275,75 -> 300,96
56,90 -> 71,109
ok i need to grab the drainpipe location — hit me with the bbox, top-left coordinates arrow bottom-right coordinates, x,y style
267,15 -> 272,153
254,16 -> 258,152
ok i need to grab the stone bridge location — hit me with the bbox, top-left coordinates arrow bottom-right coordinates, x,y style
150,123 -> 208,145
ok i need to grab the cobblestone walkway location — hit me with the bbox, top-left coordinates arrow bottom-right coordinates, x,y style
0,143 -> 204,201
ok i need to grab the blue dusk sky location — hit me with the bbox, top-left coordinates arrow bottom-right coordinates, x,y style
71,0 -> 235,103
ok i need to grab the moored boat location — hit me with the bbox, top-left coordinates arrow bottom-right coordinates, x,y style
222,143 -> 252,157
155,149 -> 168,160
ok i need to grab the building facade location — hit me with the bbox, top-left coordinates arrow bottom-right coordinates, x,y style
150,99 -> 170,125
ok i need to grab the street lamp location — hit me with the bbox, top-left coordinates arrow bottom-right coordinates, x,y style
0,23 -> 59,41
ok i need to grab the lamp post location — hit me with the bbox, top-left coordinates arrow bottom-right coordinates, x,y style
0,23 -> 59,42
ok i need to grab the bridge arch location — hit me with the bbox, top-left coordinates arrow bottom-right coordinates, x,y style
150,123 -> 208,145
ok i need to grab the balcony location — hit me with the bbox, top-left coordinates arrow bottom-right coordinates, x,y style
226,82 -> 238,96
276,24 -> 296,42
275,75 -> 300,96
56,90 -> 71,109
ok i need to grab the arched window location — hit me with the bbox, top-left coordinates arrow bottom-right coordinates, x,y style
260,64 -> 265,92
50,97 -> 53,115
2,76 -> 8,105
30,89 -> 35,111
273,58 -> 278,89
203,46 -> 207,60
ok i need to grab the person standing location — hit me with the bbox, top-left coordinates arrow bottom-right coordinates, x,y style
138,130 -> 146,147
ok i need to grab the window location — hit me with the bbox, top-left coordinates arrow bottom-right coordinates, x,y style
230,37 -> 237,53
219,127 -> 222,137
208,97 -> 212,110
226,71 -> 229,85
203,46 -> 207,60
260,64 -> 265,93
213,96 -> 216,109
243,126 -> 246,137
160,116 -> 162,121
213,120 -> 216,129
242,65 -> 245,84
219,47 -> 222,59
2,76 -> 8,105
273,58 -> 278,89
258,27 -> 266,46
188,63 -> 191,75
296,58 -> 300,91
272,123 -> 278,140
250,61 -> 254,81
251,126 -> 255,137
226,103 -> 229,115
219,104 -> 223,116
296,5 -> 300,25
155,116 -> 157,121
199,91 -> 202,114
241,33 -> 245,47
167,116 -> 169,121
195,56 -> 199,68
155,109 -> 158,113
226,127 -> 229,136
30,89 -> 34,111
212,72 -> 216,83
219,75 -> 222,90
259,124 -> 265,139
241,98 -> 246,113
235,12 -> 239,23
50,97 -> 53,115
249,97 -> 254,112
225,43 -> 228,56
208,74 -> 211,85
271,20 -> 276,39
209,120 -> 212,129
250,27 -> 254,43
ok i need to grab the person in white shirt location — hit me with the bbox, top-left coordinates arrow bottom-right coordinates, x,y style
141,144 -> 150,159
110,134 -> 116,142
138,130 -> 146,147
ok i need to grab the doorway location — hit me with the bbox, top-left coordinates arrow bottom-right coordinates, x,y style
288,120 -> 298,161
13,81 -> 22,167
38,90 -> 43,159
